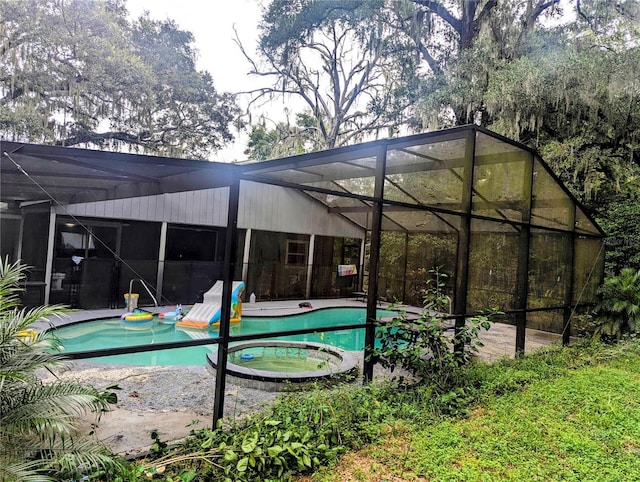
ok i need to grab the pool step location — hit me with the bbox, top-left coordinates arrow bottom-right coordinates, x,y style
179,329 -> 213,340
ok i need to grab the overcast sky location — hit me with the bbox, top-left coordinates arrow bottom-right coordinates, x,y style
126,0 -> 265,162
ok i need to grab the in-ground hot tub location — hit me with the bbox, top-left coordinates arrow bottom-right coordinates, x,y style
206,341 -> 359,391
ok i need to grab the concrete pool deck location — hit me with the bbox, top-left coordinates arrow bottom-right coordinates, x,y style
41,297 -> 569,362
37,297 -> 392,329
36,298 -> 573,456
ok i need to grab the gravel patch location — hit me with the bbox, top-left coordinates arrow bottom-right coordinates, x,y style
39,361 -> 281,422
39,353 -> 402,420
36,354 -> 406,455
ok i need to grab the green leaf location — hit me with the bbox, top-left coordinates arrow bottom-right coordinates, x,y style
236,457 -> 249,472
267,445 -> 284,457
179,471 -> 196,482
201,437 -> 212,449
223,450 -> 237,462
242,431 -> 258,453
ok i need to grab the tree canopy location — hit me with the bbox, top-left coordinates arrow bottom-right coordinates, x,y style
239,0 -> 422,153
244,113 -> 325,161
242,0 -> 639,273
0,0 -> 238,159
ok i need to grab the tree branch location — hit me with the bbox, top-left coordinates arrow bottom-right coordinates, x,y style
524,0 -> 560,30
412,0 -> 463,35
476,0 -> 498,26
394,8 -> 443,76
57,131 -> 149,147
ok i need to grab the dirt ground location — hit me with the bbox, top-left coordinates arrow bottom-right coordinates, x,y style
83,408 -> 209,458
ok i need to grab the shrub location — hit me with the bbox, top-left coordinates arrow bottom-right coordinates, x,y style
420,266 -> 451,313
0,259 -> 121,481
140,381 -> 415,481
374,310 -> 498,388
595,268 -> 640,341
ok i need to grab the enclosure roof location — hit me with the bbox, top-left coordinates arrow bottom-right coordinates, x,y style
0,141 -> 239,208
240,125 -> 604,236
0,127 -> 603,237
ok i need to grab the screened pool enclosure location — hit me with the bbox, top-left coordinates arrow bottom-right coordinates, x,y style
241,125 -> 604,345
1,125 -> 605,421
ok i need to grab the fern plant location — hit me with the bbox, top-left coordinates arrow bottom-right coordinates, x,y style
0,259 -> 121,481
595,268 -> 640,341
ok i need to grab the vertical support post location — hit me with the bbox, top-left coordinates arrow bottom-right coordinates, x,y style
115,224 -> 122,261
363,144 -> 387,382
43,210 -> 56,305
305,234 -> 315,299
359,235 -> 366,290
213,177 -> 241,425
515,229 -> 531,355
514,152 -> 534,356
156,222 -> 167,302
17,214 -> 24,261
453,129 -> 476,352
242,228 -> 251,283
402,232 -> 409,302
563,205 -> 577,346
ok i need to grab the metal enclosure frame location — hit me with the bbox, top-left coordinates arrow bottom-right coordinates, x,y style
0,125 -> 605,423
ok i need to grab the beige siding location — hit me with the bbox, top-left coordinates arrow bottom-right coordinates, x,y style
55,181 -> 363,238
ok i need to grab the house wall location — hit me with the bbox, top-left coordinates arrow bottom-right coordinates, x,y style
43,181 -> 364,307
54,181 -> 363,239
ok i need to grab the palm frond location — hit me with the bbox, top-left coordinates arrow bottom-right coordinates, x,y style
0,458 -> 55,482
0,304 -> 66,337
47,438 -> 124,478
2,382 -> 112,439
0,258 -> 121,480
0,434 -> 121,481
1,343 -> 64,375
596,268 -> 640,338
0,258 -> 30,312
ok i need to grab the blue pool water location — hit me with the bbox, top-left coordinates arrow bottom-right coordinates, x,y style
54,307 -> 396,366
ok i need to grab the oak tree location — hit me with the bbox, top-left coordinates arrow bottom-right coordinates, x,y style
0,0 -> 238,159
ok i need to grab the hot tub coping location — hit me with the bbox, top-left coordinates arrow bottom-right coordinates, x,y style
206,341 -> 359,392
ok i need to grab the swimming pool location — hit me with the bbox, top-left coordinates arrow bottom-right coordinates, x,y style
53,307 -> 396,366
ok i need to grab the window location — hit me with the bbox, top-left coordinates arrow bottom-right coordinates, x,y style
166,225 -> 218,262
286,240 -> 308,265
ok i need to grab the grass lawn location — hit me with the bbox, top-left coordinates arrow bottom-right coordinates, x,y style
307,342 -> 640,481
